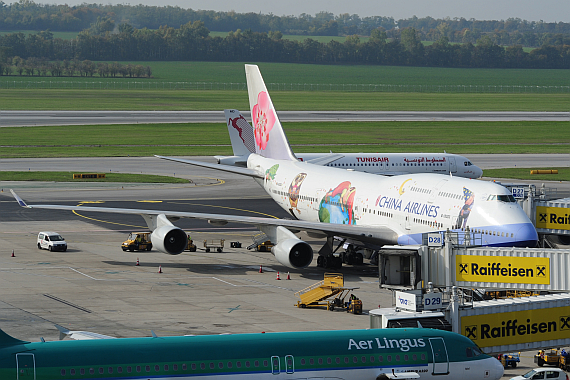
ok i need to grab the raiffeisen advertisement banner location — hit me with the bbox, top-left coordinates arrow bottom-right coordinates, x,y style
462,306 -> 570,348
456,255 -> 550,285
536,206 -> 570,231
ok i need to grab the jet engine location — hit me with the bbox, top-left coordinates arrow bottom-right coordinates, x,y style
271,238 -> 313,269
151,225 -> 188,255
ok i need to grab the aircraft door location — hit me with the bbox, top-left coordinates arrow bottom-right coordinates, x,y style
16,353 -> 36,380
449,157 -> 457,173
285,355 -> 294,374
429,337 -> 449,375
271,356 -> 280,374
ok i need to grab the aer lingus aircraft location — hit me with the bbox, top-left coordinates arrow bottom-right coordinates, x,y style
0,325 -> 503,379
218,109 -> 483,179
11,64 -> 538,270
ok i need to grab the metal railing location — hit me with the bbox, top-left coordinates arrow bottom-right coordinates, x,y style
0,80 -> 568,93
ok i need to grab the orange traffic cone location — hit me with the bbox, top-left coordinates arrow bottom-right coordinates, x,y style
136,258 -> 140,266
276,271 -> 281,280
11,250 -> 15,257
158,265 -> 162,273
286,272 -> 291,280
259,265 -> 263,273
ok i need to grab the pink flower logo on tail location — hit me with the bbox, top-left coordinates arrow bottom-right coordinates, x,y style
252,91 -> 275,150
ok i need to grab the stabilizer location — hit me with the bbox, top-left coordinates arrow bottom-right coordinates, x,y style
0,328 -> 29,346
245,64 -> 297,161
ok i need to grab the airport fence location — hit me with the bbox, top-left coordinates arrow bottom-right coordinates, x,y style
0,80 -> 569,93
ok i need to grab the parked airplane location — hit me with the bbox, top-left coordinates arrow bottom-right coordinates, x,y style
219,109 -> 483,178
10,64 -> 538,270
0,325 -> 503,379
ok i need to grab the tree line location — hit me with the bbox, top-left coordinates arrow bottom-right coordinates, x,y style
0,23 -> 568,70
0,56 -> 151,77
0,0 -> 569,47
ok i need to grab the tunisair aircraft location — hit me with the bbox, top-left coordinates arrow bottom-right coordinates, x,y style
0,326 -> 504,379
218,109 -> 483,179
10,64 -> 538,270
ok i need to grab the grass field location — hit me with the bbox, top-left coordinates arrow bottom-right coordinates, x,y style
0,171 -> 190,183
0,89 -> 568,111
1,62 -> 569,87
483,168 -> 569,181
1,120 -> 568,158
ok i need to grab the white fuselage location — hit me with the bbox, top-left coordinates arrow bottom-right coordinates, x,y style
249,154 -> 537,247
296,152 -> 483,179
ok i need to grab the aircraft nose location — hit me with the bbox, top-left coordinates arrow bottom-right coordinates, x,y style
476,167 -> 484,178
515,222 -> 539,247
489,355 -> 504,379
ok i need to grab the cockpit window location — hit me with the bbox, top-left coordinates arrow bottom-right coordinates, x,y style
464,161 -> 473,166
472,346 -> 482,356
487,194 -> 516,203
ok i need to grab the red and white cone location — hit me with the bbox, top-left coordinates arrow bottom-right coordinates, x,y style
136,258 -> 140,266
11,250 -> 15,257
158,265 -> 163,273
276,271 -> 281,280
286,272 -> 291,280
258,265 -> 263,273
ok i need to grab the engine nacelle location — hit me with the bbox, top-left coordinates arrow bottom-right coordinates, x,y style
151,225 -> 187,255
271,238 -> 313,269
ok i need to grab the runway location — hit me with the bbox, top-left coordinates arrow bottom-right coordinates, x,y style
1,110 -> 568,126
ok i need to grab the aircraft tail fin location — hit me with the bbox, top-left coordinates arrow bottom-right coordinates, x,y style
0,328 -> 28,346
224,109 -> 256,156
245,64 -> 297,161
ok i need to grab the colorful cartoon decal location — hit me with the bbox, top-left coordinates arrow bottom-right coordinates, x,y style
398,178 -> 412,196
318,181 -> 356,225
455,187 -> 474,229
265,164 -> 279,181
252,91 -> 276,151
288,173 -> 307,210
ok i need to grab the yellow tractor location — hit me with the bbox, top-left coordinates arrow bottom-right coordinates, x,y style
122,232 -> 152,252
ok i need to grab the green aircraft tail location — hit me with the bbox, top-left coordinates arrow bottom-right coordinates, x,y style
0,328 -> 29,347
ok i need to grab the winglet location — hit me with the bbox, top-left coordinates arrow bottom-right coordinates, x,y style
10,189 -> 30,208
55,324 -> 70,340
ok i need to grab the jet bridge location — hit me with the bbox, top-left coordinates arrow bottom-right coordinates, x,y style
500,182 -> 570,247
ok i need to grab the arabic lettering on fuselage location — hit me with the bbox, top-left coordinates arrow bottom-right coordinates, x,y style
403,157 -> 447,163
376,196 -> 439,218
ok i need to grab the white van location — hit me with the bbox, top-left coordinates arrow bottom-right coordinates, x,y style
37,232 -> 67,251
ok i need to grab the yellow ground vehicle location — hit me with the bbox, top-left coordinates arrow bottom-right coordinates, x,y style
257,240 -> 274,252
295,273 -> 361,313
535,349 -> 561,367
186,238 -> 197,252
122,232 -> 152,252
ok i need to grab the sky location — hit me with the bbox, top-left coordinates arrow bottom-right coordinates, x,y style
42,0 -> 570,23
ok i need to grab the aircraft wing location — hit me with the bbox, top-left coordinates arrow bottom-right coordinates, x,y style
154,155 -> 263,178
55,324 -> 116,340
304,153 -> 345,166
11,190 -> 399,246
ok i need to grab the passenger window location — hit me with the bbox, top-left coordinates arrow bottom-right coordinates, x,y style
200,363 -> 205,370
209,363 -> 214,369
546,371 -> 558,378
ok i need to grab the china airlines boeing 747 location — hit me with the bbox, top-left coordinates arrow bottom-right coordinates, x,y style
11,65 -> 537,270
